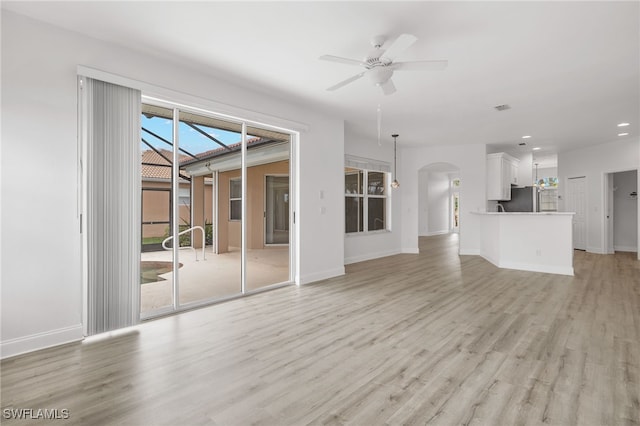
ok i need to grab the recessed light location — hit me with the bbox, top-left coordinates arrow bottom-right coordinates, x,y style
618,132 -> 629,136
533,147 -> 541,151
522,135 -> 532,139
617,122 -> 630,127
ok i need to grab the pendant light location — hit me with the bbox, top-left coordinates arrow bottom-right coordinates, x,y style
391,134 -> 400,188
534,162 -> 545,191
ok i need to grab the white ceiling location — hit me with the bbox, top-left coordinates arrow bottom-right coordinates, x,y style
3,1 -> 639,154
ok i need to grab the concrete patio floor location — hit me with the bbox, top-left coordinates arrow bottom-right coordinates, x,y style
140,246 -> 290,314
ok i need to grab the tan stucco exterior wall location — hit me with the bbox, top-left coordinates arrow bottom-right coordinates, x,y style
217,160 -> 289,252
142,180 -> 212,240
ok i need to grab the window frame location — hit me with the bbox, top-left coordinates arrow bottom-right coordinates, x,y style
345,167 -> 390,234
229,177 -> 242,221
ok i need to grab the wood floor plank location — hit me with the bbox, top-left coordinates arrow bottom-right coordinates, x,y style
1,234 -> 639,425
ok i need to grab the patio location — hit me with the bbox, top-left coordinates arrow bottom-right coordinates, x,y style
140,246 -> 290,314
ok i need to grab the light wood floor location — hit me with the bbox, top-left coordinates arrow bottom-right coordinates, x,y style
2,234 -> 639,425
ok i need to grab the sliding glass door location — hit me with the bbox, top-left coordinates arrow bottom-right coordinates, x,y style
245,131 -> 291,292
140,105 -> 176,315
140,101 -> 293,318
177,111 -> 243,306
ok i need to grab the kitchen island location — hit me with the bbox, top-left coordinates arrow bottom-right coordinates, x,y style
471,212 -> 575,275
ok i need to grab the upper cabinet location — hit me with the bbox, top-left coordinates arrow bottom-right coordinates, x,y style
487,153 -> 520,200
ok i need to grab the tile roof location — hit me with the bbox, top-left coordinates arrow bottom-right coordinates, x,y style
141,137 -> 276,180
141,149 -> 190,180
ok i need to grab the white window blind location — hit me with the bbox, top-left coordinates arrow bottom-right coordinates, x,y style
81,77 -> 141,335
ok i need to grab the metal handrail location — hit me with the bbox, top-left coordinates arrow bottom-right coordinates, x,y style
162,226 -> 206,261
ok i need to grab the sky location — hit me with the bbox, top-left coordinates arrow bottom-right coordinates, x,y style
141,115 -> 246,155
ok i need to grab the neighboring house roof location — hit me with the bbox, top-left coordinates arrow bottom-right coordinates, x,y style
141,149 -> 190,180
180,136 -> 272,167
141,137 -> 278,180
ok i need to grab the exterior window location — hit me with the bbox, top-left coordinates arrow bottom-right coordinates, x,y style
178,187 -> 191,207
229,178 -> 241,221
345,168 -> 388,233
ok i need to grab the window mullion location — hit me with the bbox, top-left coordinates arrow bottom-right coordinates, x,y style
363,171 -> 368,232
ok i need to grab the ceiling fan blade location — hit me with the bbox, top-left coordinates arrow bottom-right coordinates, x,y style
319,55 -> 367,67
392,60 -> 448,71
380,79 -> 396,96
326,72 -> 366,91
380,33 -> 417,63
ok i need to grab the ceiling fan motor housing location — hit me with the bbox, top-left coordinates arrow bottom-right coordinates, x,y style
368,66 -> 393,86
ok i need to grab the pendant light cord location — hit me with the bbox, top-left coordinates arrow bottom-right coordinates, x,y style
391,134 -> 400,188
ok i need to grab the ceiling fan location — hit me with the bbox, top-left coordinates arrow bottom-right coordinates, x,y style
320,34 -> 447,95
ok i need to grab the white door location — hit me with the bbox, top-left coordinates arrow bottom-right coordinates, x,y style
265,175 -> 290,245
566,177 -> 587,250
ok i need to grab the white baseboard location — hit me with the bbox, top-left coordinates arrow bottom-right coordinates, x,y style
614,245 -> 638,252
499,261 -> 574,276
300,267 -> 345,285
425,230 -> 450,236
478,253 -> 499,266
1,324 -> 84,359
344,249 -> 402,265
587,246 -> 605,254
478,254 -> 573,276
401,247 -> 420,254
459,248 -> 481,256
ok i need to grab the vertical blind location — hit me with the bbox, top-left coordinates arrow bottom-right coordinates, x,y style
82,77 -> 141,335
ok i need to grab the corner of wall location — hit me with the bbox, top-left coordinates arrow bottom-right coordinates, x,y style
299,267 -> 345,285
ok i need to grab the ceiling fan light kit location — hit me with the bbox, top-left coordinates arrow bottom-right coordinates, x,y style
320,33 -> 448,96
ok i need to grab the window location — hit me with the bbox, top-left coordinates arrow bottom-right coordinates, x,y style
229,178 -> 242,221
178,187 -> 191,207
345,168 -> 388,233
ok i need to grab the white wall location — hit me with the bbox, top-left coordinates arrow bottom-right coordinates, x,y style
418,169 -> 451,236
517,152 -> 533,187
426,171 -> 451,235
418,170 -> 430,236
613,170 -> 638,251
1,12 -> 345,357
400,144 -> 487,255
538,167 -> 558,179
558,137 -> 640,255
343,130 -> 402,264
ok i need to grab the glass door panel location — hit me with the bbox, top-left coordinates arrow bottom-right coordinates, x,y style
140,104 -> 175,316
177,111 -> 243,305
266,176 -> 290,244
245,131 -> 291,292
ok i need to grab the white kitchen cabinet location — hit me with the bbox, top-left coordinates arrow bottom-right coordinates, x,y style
509,161 -> 518,185
487,152 -> 519,200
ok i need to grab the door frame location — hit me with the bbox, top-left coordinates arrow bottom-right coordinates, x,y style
602,168 -> 639,257
566,176 -> 587,250
264,174 -> 290,247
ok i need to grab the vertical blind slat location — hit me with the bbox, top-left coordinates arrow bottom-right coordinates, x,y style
84,77 -> 141,335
